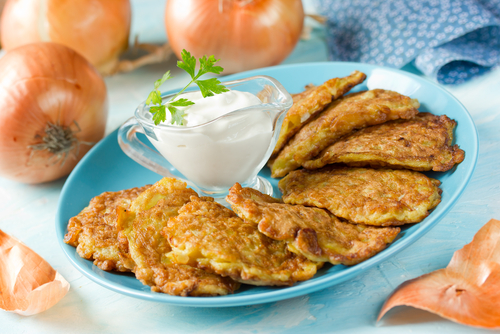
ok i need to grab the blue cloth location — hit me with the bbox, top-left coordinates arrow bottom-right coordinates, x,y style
314,0 -> 500,84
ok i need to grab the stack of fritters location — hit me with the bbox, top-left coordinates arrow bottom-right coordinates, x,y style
268,71 -> 464,232
269,72 -> 464,179
269,87 -> 421,178
64,177 -> 404,295
65,178 -> 328,295
66,178 -> 239,297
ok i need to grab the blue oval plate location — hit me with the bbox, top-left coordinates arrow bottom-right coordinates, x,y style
55,62 -> 478,307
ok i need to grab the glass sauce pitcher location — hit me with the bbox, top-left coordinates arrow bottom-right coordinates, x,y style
117,75 -> 292,199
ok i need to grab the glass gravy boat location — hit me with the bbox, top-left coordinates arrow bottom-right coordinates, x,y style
118,75 -> 292,198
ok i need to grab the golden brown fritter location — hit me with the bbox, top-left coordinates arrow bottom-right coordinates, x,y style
117,178 -> 239,296
303,113 -> 465,171
272,71 -> 367,157
270,89 -> 420,178
279,167 -> 442,227
226,184 -> 400,265
163,196 -> 320,286
64,185 -> 150,272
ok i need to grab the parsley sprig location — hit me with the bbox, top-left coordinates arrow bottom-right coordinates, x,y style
146,49 -> 229,126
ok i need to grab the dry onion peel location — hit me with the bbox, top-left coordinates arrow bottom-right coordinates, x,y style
378,218 -> 500,329
107,38 -> 174,76
0,42 -> 107,184
0,229 -> 70,316
165,0 -> 304,74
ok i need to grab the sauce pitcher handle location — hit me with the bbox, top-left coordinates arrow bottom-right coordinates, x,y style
117,117 -> 194,187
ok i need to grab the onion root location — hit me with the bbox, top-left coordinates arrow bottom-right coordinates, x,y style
29,121 -> 93,167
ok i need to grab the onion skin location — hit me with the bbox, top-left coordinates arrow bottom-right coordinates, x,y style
0,229 -> 70,315
0,42 -> 108,184
378,219 -> 500,329
1,0 -> 131,74
165,0 -> 304,74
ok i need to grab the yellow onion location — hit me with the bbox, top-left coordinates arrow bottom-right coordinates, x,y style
165,0 -> 304,74
0,0 -> 131,74
0,42 -> 108,184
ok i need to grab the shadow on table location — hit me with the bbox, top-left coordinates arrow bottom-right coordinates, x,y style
377,305 -> 444,327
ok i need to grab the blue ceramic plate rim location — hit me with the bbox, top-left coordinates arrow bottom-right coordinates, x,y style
55,61 -> 478,307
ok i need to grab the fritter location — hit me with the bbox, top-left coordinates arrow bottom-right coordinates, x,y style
279,167 -> 442,227
272,71 -> 367,157
226,184 -> 400,265
64,185 -> 150,272
303,113 -> 465,171
117,178 -> 239,296
270,89 -> 420,178
163,196 -> 320,286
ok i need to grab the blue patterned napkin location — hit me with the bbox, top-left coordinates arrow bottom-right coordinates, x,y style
313,0 -> 500,84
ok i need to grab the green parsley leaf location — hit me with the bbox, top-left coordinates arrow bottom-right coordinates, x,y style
191,55 -> 227,97
198,55 -> 224,76
150,105 -> 167,125
147,71 -> 172,125
146,90 -> 162,106
146,49 -> 229,126
169,98 -> 195,107
168,105 -> 185,125
177,50 -> 197,79
154,71 -> 171,89
196,78 -> 229,98
145,91 -> 155,105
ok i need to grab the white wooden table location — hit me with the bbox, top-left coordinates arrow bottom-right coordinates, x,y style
1,1 -> 499,333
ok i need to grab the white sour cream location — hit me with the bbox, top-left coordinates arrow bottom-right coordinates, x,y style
150,90 -> 273,191
169,90 -> 263,127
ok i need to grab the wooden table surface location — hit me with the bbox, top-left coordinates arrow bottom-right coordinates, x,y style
1,1 -> 499,333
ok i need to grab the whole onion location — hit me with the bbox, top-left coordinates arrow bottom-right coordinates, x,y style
0,0 -> 131,74
0,42 -> 108,184
165,0 -> 304,74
